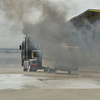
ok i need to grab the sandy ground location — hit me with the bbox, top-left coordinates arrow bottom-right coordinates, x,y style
0,66 -> 100,100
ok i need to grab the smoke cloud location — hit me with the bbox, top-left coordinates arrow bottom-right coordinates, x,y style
1,0 -> 100,69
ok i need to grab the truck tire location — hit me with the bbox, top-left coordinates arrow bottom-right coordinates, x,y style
44,68 -> 47,72
44,67 -> 48,72
48,67 -> 51,73
29,69 -> 37,72
29,67 -> 37,72
23,68 -> 27,71
33,69 -> 37,72
68,70 -> 71,74
51,69 -> 56,73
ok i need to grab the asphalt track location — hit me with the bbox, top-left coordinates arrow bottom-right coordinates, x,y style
0,67 -> 100,100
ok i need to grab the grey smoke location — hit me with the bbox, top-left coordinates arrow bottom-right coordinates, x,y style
1,0 -> 100,68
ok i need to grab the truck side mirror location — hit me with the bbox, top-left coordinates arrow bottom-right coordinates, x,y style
19,45 -> 22,50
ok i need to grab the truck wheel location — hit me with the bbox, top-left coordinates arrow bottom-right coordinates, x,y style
44,67 -> 48,72
29,67 -> 37,72
48,67 -> 51,73
51,69 -> 56,73
68,70 -> 71,74
44,68 -> 47,72
33,69 -> 37,72
23,68 -> 27,71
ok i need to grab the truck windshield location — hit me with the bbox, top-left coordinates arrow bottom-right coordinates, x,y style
33,51 -> 41,58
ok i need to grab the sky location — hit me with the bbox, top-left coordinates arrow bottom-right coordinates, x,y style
0,0 -> 100,47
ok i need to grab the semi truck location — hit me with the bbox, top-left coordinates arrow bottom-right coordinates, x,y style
20,36 -> 79,74
20,36 -> 43,72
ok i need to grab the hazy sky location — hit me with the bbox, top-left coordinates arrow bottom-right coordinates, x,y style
0,0 -> 100,47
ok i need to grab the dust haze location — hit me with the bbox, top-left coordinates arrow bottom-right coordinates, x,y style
1,0 -> 100,68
